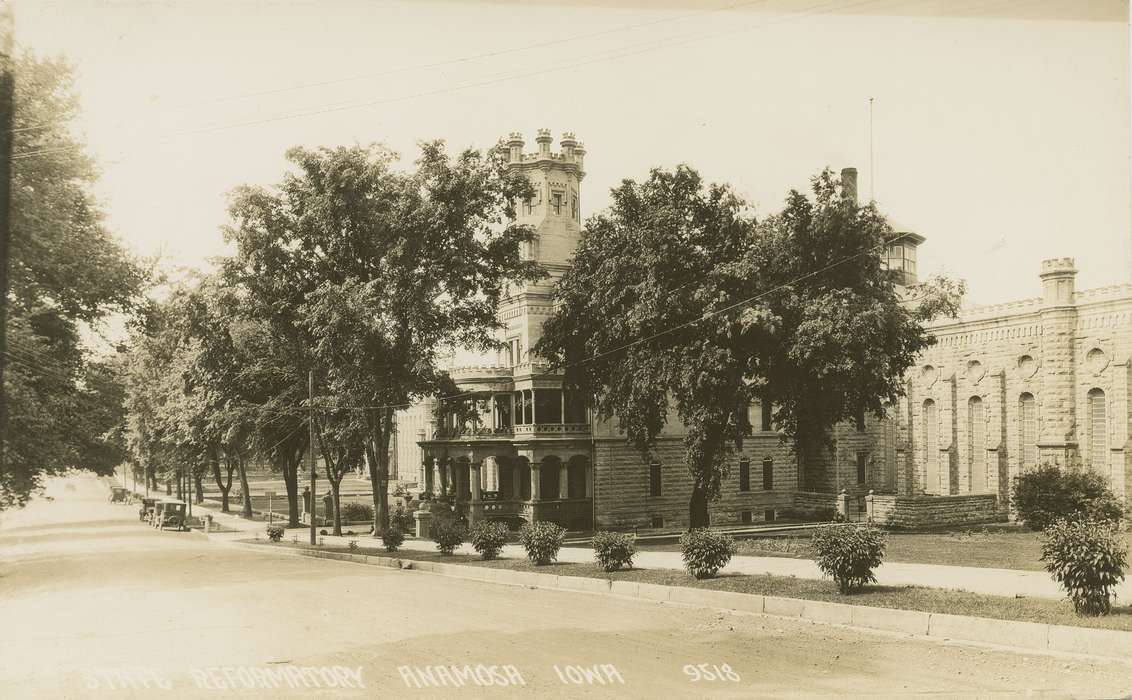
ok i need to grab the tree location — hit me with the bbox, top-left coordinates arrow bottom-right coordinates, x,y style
224,141 -> 541,533
2,52 -> 144,508
314,406 -> 366,536
537,166 -> 962,527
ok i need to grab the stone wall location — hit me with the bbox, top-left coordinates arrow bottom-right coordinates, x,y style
592,433 -> 798,530
866,493 -> 1005,529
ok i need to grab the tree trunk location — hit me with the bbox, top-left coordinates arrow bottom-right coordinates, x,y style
364,413 -> 393,536
330,478 -> 342,536
176,470 -> 184,501
689,482 -> 710,529
164,479 -> 171,495
281,451 -> 301,527
193,469 -> 204,505
237,456 -> 253,519
210,452 -> 232,514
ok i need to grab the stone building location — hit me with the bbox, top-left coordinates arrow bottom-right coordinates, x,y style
412,130 -> 1132,531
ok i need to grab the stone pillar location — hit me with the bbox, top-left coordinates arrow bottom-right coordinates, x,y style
865,490 -> 875,522
413,509 -> 433,539
558,461 -> 569,500
530,462 -> 541,502
470,461 -> 482,503
423,457 -> 434,495
1038,258 -> 1079,465
836,489 -> 850,520
585,461 -> 594,498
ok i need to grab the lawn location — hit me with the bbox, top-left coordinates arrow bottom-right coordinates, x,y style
247,538 -> 1132,633
638,525 -> 1132,573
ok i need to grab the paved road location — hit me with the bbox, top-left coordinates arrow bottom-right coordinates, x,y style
2,475 -> 1130,699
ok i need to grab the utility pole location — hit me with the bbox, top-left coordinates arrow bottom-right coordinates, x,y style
308,369 -> 317,545
0,5 -> 14,486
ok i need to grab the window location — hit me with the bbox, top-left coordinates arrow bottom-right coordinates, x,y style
650,515 -> 664,529
571,193 -> 577,219
648,460 -> 662,497
523,389 -> 534,424
764,508 -> 775,522
523,198 -> 533,215
740,510 -> 752,524
494,393 -> 512,429
738,459 -> 750,492
1089,389 -> 1107,473
968,396 -> 986,492
761,400 -> 773,432
923,399 -> 940,494
535,389 -> 562,425
552,191 -> 563,215
762,457 -> 774,491
856,452 -> 868,486
1019,393 -> 1037,471
513,391 -> 524,425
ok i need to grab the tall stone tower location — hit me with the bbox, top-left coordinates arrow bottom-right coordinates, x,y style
499,129 -> 586,365
1038,257 -> 1079,463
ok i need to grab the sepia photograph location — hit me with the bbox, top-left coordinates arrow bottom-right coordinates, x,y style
1,0 -> 1130,697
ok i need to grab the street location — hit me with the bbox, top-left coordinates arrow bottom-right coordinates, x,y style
0,475 -> 1127,699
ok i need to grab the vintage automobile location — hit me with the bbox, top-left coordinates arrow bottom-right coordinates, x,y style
138,497 -> 158,523
153,499 -> 188,531
109,487 -> 129,504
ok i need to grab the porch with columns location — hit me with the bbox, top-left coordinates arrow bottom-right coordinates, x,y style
421,450 -> 594,531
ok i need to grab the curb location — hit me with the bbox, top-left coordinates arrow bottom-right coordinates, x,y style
216,539 -> 1132,661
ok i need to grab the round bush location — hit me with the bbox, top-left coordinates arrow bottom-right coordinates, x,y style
432,518 -> 466,555
1041,517 -> 1128,616
1012,464 -> 1125,531
470,521 -> 509,560
811,522 -> 887,594
592,531 -> 637,572
381,527 -> 405,552
265,524 -> 285,542
680,528 -> 737,579
341,501 -> 374,523
518,521 -> 567,565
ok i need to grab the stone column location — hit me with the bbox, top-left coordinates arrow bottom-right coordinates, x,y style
558,461 -> 569,500
836,489 -> 849,520
423,457 -> 434,495
585,461 -> 594,498
470,461 -> 482,503
530,462 -> 541,502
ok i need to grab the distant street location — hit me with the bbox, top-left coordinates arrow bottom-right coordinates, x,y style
1,474 -> 1129,699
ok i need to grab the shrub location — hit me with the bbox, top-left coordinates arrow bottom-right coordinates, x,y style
381,527 -> 405,552
390,504 -> 415,534
518,521 -> 567,565
592,531 -> 637,572
265,524 -> 285,542
811,523 -> 887,594
1012,463 -> 1125,531
470,521 -> 509,560
319,529 -> 328,536
341,501 -> 374,523
432,518 -> 466,555
1041,517 -> 1128,616
347,539 -> 359,551
680,528 -> 737,579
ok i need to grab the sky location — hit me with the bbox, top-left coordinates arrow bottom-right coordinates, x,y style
11,0 -> 1132,306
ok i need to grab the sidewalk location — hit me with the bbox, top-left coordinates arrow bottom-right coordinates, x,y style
187,496 -> 1126,602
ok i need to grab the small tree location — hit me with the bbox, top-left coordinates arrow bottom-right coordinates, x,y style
811,523 -> 887,594
1041,517 -> 1127,616
470,521 -> 509,560
1012,462 -> 1125,531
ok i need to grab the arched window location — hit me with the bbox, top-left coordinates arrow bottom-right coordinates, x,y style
1018,393 -> 1037,471
968,396 -> 986,493
648,460 -> 662,497
923,399 -> 940,494
737,459 -> 750,492
1088,388 -> 1108,473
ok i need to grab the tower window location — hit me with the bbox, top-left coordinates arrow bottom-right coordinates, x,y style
762,457 -> 774,491
523,198 -> 533,215
571,193 -> 578,219
738,458 -> 750,492
648,460 -> 662,497
552,191 -> 563,215
856,452 -> 868,486
1089,388 -> 1107,473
